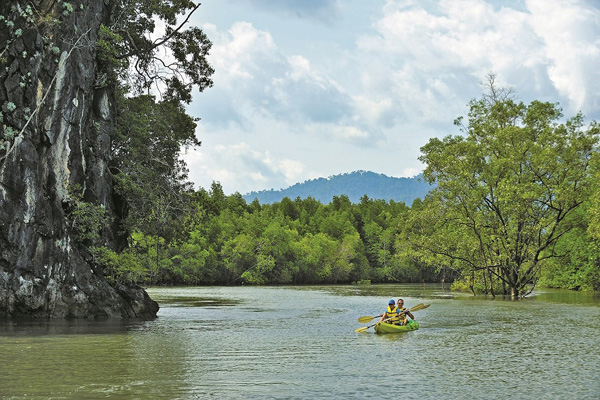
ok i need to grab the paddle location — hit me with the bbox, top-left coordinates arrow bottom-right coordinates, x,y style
354,303 -> 430,333
403,302 -> 430,313
354,317 -> 393,333
357,314 -> 381,323
357,303 -> 427,323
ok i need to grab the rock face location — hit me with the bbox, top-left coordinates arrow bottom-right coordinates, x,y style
0,2 -> 158,317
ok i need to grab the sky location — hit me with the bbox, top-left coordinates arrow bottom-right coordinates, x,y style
181,0 -> 600,195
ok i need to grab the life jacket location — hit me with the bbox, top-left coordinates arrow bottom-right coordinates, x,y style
385,306 -> 400,324
396,307 -> 408,324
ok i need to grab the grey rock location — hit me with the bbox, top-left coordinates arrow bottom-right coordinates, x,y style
0,1 -> 158,318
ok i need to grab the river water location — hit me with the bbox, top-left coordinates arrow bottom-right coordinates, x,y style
1,284 -> 599,399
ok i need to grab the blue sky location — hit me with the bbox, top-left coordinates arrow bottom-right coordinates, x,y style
182,0 -> 600,195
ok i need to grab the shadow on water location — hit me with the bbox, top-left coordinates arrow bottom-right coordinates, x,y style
154,297 -> 240,308
307,283 -> 600,307
527,288 -> 600,305
0,318 -> 146,336
148,287 -> 242,308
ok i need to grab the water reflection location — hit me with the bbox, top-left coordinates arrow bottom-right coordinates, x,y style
0,318 -> 142,336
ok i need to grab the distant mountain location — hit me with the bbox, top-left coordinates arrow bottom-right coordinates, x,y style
243,171 -> 434,205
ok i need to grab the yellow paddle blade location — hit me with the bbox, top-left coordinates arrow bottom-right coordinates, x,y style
358,316 -> 375,323
409,303 -> 430,312
354,326 -> 369,333
408,303 -> 425,312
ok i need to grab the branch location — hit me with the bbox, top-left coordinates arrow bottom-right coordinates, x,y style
116,3 -> 201,60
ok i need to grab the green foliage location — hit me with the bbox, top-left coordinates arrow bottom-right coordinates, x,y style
538,206 -> 600,291
411,77 -> 600,297
92,246 -> 149,286
112,94 -> 199,243
587,154 -> 600,241
106,180 -> 441,286
65,184 -> 111,243
96,25 -> 127,84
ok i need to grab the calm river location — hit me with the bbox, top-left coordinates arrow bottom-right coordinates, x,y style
1,284 -> 599,399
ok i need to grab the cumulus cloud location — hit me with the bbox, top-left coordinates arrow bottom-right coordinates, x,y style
194,20 -> 360,139
184,142 -> 309,194
355,0 -> 600,122
205,22 -> 280,83
526,0 -> 600,115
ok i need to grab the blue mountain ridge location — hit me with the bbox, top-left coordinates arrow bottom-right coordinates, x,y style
242,170 -> 434,205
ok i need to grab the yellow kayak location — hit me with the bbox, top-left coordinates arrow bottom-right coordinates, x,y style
374,320 -> 419,334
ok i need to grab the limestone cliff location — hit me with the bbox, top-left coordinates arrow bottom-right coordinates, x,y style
0,1 -> 158,317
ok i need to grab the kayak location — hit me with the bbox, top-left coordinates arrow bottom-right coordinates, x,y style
374,319 -> 419,334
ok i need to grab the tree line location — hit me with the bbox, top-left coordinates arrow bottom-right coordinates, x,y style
85,75 -> 600,299
94,184 -> 447,287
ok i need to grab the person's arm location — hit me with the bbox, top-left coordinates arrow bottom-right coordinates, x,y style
406,311 -> 414,320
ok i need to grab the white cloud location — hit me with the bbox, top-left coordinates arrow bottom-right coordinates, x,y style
286,55 -> 312,81
205,21 -> 280,84
355,0 -> 600,121
186,0 -> 600,195
402,167 -> 422,178
526,0 -> 600,114
356,1 -> 536,124
184,142 -> 310,194
196,20 -> 359,136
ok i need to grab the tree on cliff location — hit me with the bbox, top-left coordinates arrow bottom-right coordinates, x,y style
0,1 -> 213,317
408,77 -> 599,298
101,0 -> 213,245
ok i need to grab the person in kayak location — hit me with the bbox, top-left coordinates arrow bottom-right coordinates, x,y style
379,299 -> 401,325
395,298 -> 414,326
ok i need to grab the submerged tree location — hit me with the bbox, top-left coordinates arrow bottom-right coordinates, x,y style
413,76 -> 599,298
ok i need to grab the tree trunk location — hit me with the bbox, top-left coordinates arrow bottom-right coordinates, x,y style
0,1 -> 158,318
510,286 -> 519,299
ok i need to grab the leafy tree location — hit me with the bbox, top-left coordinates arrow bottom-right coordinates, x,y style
100,0 -> 214,103
88,1 -> 215,284
279,197 -> 299,220
415,78 -> 599,298
538,209 -> 600,291
588,157 -> 600,241
296,233 -> 340,283
100,1 -> 214,244
92,246 -> 150,286
222,233 -> 258,284
112,95 -> 199,243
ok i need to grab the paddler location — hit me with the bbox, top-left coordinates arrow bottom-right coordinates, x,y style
379,299 -> 401,325
395,298 -> 415,326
